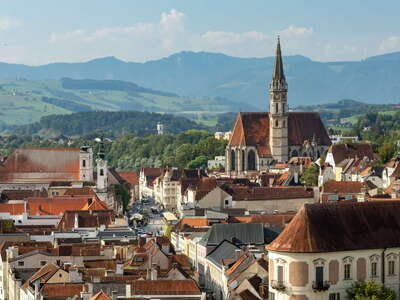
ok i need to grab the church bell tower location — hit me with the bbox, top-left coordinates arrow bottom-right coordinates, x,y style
269,37 -> 289,162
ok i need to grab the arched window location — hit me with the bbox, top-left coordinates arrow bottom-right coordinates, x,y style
275,120 -> 279,127
282,104 -> 285,113
248,150 -> 256,171
231,150 -> 236,171
275,103 -> 279,114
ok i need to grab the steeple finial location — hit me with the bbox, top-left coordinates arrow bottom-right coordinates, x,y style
272,36 -> 286,85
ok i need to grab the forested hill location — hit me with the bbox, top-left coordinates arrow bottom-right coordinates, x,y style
1,51 -> 400,107
9,111 -> 204,137
0,78 -> 249,126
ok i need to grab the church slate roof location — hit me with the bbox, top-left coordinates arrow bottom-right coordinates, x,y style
228,112 -> 331,157
267,201 -> 400,253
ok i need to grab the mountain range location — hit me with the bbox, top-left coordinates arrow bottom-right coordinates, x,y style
1,51 -> 400,109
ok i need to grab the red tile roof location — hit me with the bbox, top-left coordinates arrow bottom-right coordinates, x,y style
0,148 -> 81,183
267,201 -> 400,253
323,181 -> 363,194
40,283 -> 85,298
223,185 -> 314,201
229,112 -> 330,157
0,196 -> 108,216
118,171 -> 139,185
131,280 -> 201,295
175,218 -> 210,230
90,291 -> 112,300
64,187 -> 96,196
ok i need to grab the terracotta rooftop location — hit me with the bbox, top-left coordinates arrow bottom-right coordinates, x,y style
222,185 -> 314,201
229,112 -> 331,157
90,291 -> 112,300
117,171 -> 139,185
323,181 -> 363,194
131,280 -> 201,295
40,283 -> 85,298
267,201 -> 400,253
0,196 -> 107,216
175,218 -> 210,230
0,148 -> 81,183
64,187 -> 96,196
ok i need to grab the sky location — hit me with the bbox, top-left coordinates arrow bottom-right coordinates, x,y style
0,0 -> 399,65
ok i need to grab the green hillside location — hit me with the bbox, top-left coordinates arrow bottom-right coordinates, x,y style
0,78 -> 246,125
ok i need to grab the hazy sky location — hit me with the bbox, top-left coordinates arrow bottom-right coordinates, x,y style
0,0 -> 399,65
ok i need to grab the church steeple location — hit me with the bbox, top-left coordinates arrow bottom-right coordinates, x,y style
269,37 -> 288,163
271,36 -> 287,91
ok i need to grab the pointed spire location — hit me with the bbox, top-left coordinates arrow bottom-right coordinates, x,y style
272,36 -> 286,87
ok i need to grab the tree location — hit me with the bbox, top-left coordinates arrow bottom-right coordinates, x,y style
379,142 -> 396,164
346,281 -> 395,300
299,164 -> 319,186
114,183 -> 131,212
187,155 -> 208,169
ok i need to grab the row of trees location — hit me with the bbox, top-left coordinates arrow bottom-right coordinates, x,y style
107,130 -> 227,171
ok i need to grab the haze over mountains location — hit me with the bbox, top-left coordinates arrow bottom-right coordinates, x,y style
1,51 -> 400,109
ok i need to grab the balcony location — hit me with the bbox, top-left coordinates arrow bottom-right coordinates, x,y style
312,281 -> 331,291
270,280 -> 286,291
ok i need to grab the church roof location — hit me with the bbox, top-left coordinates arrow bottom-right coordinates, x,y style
0,148 -> 81,183
228,112 -> 331,156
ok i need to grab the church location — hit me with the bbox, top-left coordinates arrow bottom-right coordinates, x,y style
226,38 -> 331,175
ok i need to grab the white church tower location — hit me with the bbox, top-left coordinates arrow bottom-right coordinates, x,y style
79,146 -> 94,181
269,37 -> 289,162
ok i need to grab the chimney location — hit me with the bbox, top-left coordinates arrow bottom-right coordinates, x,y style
111,290 -> 117,300
126,284 -> 131,298
150,263 -> 158,280
115,263 -> 123,275
235,249 -> 242,260
74,213 -> 79,229
69,268 -> 83,283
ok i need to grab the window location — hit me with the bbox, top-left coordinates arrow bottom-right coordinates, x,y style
224,200 -> 229,206
18,261 -> 24,267
316,266 -> 324,284
100,169 -> 104,176
277,265 -> 284,282
388,261 -> 395,276
344,263 -> 351,280
329,293 -> 340,300
275,102 -> 279,114
371,262 -> 377,277
82,159 -> 86,167
269,292 -> 275,300
40,261 -> 46,266
275,120 -> 279,127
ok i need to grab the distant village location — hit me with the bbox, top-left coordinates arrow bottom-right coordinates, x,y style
0,39 -> 399,300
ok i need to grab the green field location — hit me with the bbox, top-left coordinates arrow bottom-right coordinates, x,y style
0,79 -> 236,125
